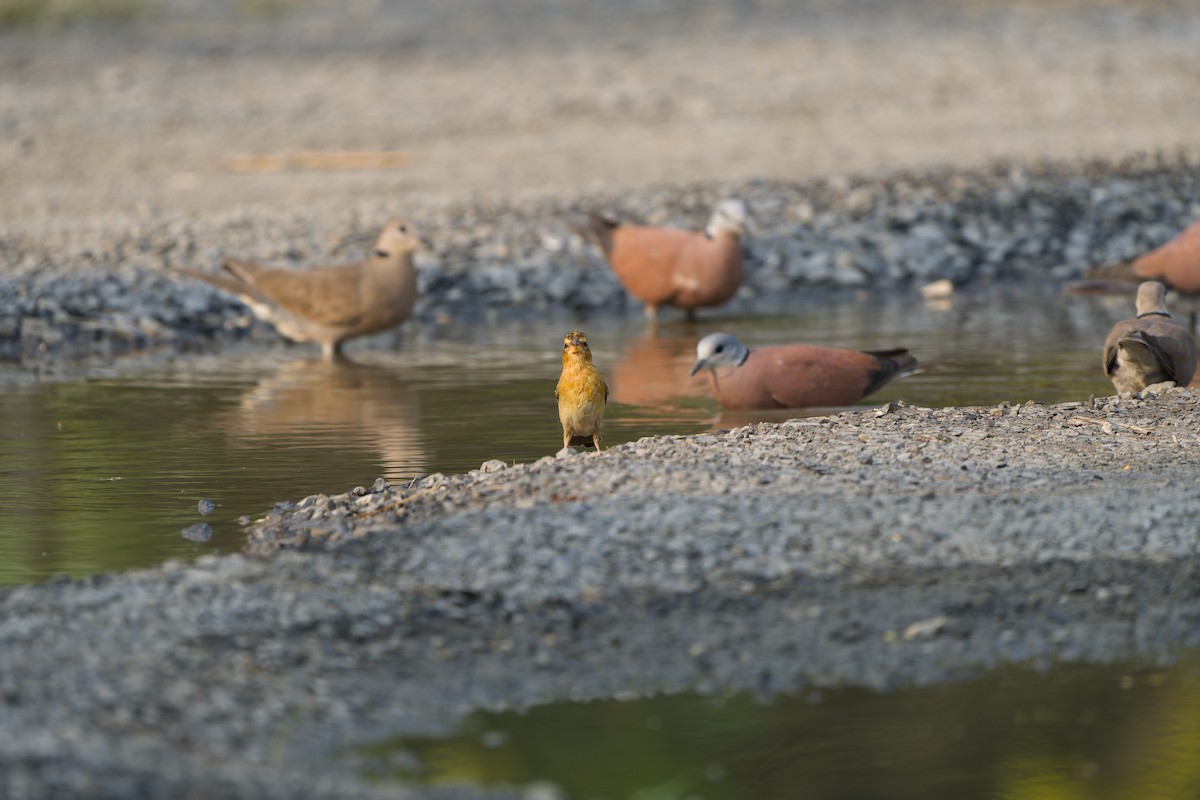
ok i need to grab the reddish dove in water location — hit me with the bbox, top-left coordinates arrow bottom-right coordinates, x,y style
178,219 -> 420,359
1102,281 -> 1197,394
689,332 -> 918,410
573,200 -> 747,321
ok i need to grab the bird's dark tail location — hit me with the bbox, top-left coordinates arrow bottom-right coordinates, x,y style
864,348 -> 919,396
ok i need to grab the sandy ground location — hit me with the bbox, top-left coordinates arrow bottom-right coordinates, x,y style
2,0 -> 1199,222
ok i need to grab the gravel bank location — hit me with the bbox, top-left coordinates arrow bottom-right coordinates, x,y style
3,152 -> 1199,363
5,389 -> 1200,798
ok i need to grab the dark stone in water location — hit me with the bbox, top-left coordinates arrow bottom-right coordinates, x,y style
181,523 -> 213,543
197,498 -> 217,516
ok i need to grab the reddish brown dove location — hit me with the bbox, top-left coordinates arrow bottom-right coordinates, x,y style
1102,281 -> 1197,394
178,218 -> 420,359
689,332 -> 918,410
573,199 -> 747,321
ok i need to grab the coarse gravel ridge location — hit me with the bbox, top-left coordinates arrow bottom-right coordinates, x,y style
246,390 -> 1200,580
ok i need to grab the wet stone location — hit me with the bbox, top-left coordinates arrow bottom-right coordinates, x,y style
180,523 -> 213,543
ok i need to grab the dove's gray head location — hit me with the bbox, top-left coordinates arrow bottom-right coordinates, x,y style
1135,280 -> 1170,318
705,199 -> 748,237
690,332 -> 750,375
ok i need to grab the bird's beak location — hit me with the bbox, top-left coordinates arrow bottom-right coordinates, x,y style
689,359 -> 706,377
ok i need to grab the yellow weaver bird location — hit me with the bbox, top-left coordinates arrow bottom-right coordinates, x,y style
555,330 -> 608,451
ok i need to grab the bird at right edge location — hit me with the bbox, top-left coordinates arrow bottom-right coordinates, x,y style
1103,281 -> 1197,394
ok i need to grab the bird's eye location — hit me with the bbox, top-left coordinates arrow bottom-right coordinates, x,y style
715,344 -> 724,353
399,225 -> 407,233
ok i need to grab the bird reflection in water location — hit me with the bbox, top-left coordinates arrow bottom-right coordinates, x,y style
218,356 -> 426,480
609,328 -> 707,408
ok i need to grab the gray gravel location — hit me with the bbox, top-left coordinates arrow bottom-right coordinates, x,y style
2,152 -> 1199,363
5,388 -> 1200,798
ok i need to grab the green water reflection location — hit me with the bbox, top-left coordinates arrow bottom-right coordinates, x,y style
355,661 -> 1200,800
0,287 -> 1124,584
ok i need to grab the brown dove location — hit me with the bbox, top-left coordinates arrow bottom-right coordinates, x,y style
178,218 -> 420,359
573,199 -> 747,321
689,332 -> 918,410
1102,281 -> 1197,394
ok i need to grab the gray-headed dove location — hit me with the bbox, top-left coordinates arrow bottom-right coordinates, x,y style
573,200 -> 746,321
689,332 -> 917,409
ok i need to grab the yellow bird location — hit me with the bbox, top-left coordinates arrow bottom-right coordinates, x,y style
555,330 -> 608,451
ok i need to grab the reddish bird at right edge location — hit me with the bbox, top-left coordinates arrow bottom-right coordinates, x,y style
573,199 -> 747,321
689,332 -> 918,410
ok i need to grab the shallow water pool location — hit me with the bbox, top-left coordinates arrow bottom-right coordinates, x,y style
0,285 -> 1128,585
352,659 -> 1200,800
